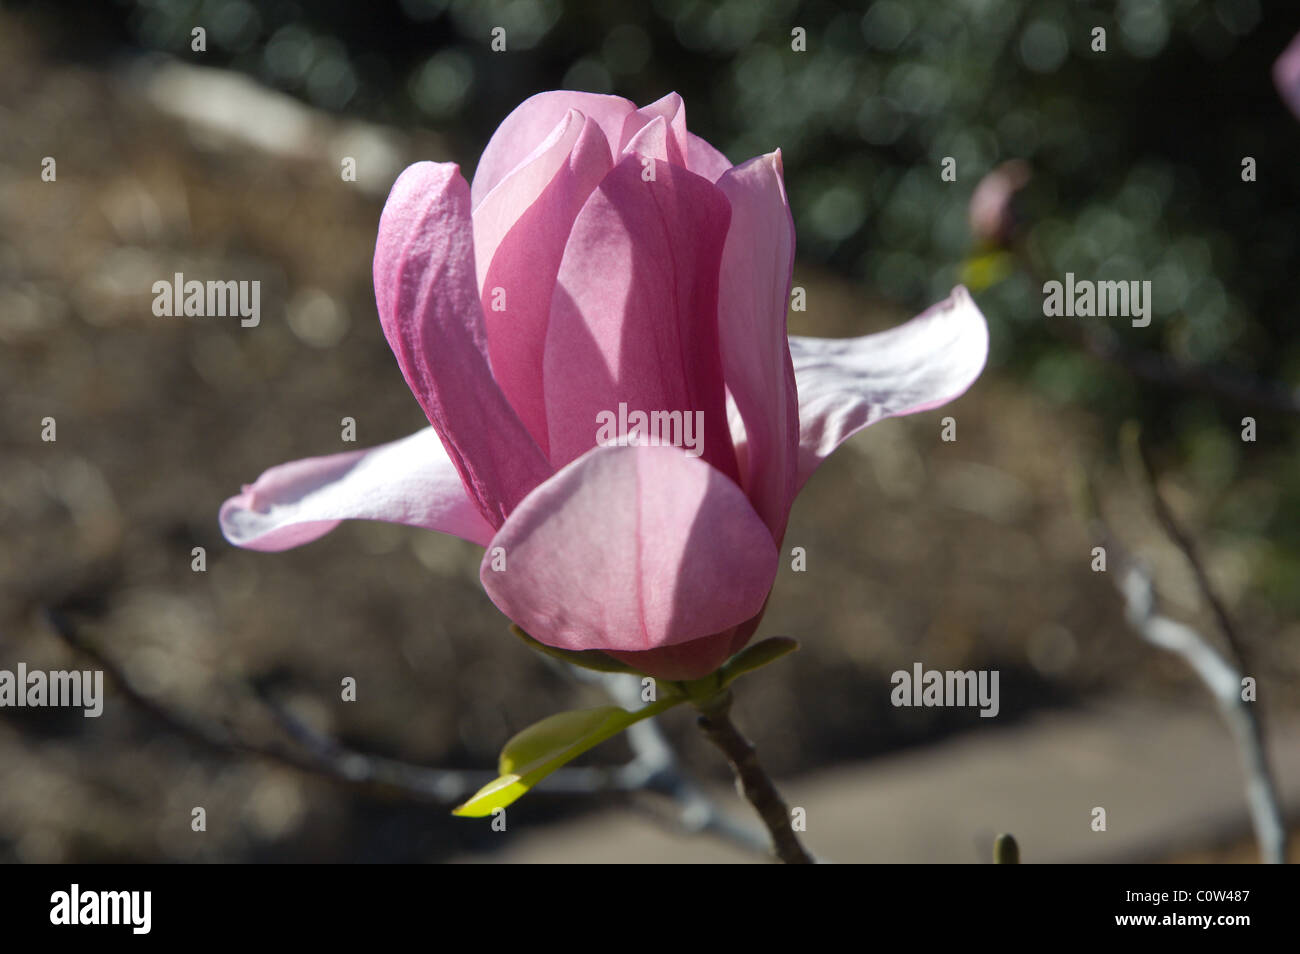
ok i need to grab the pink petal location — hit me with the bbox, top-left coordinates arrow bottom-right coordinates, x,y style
687,132 -> 733,182
479,444 -> 778,660
620,114 -> 672,163
968,159 -> 1032,247
476,114 -> 613,452
542,155 -> 739,483
790,286 -> 989,488
220,428 -> 495,551
473,109 -> 586,292
1275,32 -> 1300,121
604,628 -> 751,682
618,92 -> 688,168
374,162 -> 552,527
469,91 -> 636,209
605,607 -> 768,681
716,150 -> 800,539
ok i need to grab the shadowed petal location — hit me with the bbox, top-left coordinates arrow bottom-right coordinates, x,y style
605,616 -> 762,682
543,155 -> 739,482
790,286 -> 989,488
220,428 -> 495,551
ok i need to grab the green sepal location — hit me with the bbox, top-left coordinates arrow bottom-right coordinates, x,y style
718,637 -> 800,688
509,625 -> 647,675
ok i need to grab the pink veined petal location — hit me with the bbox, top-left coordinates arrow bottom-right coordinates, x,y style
479,444 -> 778,660
715,150 -> 799,540
478,114 -> 613,452
219,428 -> 496,552
1275,31 -> 1300,121
374,162 -> 552,528
470,91 -> 636,209
790,285 -> 990,489
543,154 -> 740,483
618,92 -> 688,168
687,131 -> 733,182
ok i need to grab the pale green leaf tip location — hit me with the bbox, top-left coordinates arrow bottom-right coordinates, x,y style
452,775 -> 527,817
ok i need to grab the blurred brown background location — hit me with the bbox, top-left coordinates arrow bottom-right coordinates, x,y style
1,2 -> 1297,862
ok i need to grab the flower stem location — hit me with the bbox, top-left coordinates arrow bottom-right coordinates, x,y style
694,690 -> 815,864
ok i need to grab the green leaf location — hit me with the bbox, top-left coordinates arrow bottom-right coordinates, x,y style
718,637 -> 799,688
497,706 -> 627,776
509,625 -> 646,675
453,697 -> 682,818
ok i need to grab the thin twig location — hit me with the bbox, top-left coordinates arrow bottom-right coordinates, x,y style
1116,566 -> 1287,863
42,605 -> 498,802
1127,431 -> 1248,668
1081,464 -> 1288,863
565,667 -> 772,856
694,690 -> 815,864
41,606 -> 774,857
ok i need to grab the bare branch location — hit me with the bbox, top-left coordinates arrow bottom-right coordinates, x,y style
694,689 -> 816,864
1082,455 -> 1288,864
566,667 -> 773,856
42,607 -> 775,858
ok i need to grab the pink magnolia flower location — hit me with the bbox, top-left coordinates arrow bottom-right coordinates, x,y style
1276,31 -> 1300,121
969,159 -> 1031,247
219,91 -> 988,681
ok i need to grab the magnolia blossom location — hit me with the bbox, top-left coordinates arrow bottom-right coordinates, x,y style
220,91 -> 988,680
968,159 -> 1031,247
1277,31 -> 1300,121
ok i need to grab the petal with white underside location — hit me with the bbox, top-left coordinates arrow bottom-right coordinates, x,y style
790,285 -> 989,488
220,428 -> 496,552
480,444 -> 778,655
